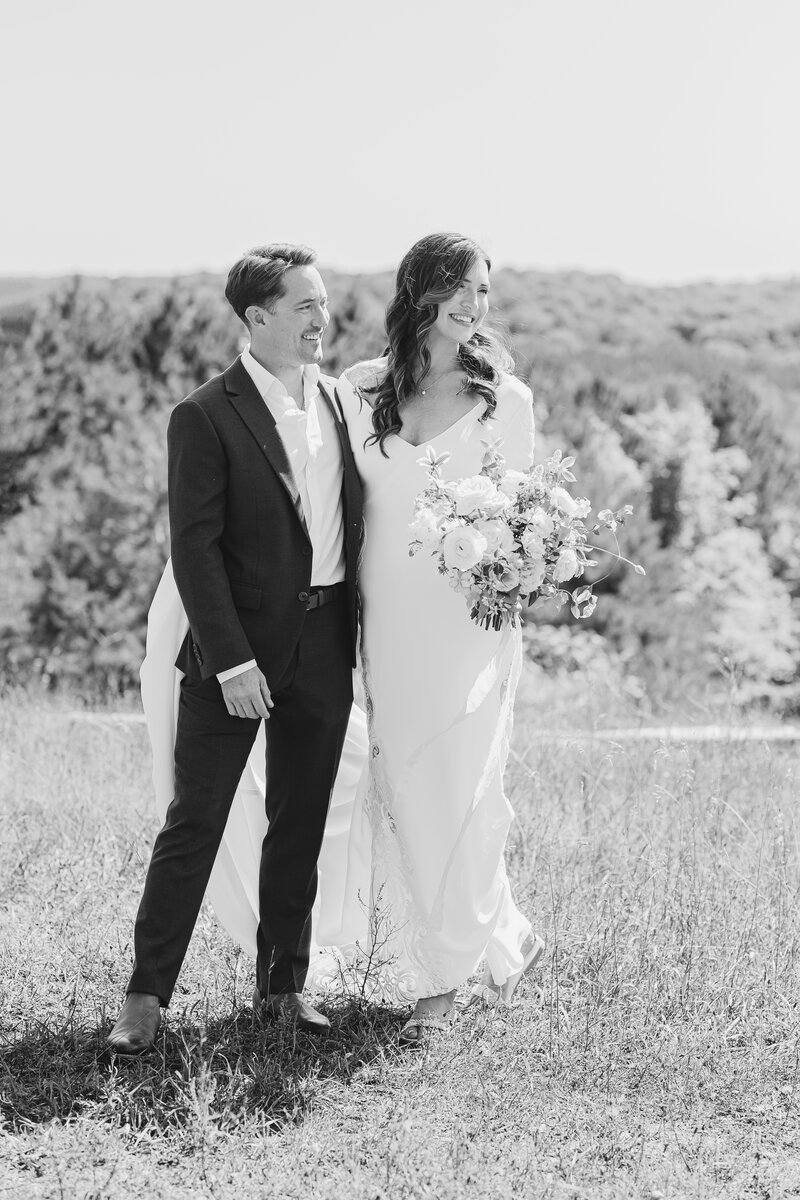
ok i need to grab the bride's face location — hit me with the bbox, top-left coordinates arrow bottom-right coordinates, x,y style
429,258 -> 490,349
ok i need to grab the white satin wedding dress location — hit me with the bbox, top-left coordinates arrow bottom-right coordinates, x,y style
337,365 -> 535,999
140,367 -> 536,1001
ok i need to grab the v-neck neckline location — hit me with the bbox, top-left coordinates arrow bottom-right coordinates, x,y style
394,402 -> 485,450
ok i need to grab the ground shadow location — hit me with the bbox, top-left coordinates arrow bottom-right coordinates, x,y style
0,996 -> 408,1133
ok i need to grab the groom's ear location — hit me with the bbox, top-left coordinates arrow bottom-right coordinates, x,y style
245,305 -> 266,327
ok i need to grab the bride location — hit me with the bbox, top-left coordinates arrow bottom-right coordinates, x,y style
141,232 -> 543,1042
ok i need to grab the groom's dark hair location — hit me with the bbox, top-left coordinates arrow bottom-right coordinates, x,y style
225,243 -> 318,325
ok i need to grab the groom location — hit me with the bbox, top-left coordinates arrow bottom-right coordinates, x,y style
108,244 -> 363,1053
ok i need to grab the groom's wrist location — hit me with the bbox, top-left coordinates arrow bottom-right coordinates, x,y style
217,660 -> 256,683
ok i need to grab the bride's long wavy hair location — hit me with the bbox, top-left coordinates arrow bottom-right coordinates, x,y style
365,232 -> 513,455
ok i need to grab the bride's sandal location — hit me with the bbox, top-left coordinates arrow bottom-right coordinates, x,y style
467,932 -> 546,1009
399,992 -> 456,1046
399,1012 -> 454,1045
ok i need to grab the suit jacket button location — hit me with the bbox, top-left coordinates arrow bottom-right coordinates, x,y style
298,591 -> 309,603
302,547 -> 312,556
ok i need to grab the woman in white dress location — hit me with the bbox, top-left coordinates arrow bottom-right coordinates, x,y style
335,232 -> 543,1042
141,232 -> 543,1042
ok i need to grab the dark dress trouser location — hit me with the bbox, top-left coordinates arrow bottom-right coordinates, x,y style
128,588 -> 353,1006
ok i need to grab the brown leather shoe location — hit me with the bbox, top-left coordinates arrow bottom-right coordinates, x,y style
252,988 -> 331,1035
106,992 -> 162,1056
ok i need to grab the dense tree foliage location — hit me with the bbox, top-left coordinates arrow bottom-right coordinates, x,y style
1,269 -> 798,711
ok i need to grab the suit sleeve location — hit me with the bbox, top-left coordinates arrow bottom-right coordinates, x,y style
502,384 -> 535,472
167,399 -> 255,678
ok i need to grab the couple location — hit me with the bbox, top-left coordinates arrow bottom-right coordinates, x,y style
107,233 -> 544,1054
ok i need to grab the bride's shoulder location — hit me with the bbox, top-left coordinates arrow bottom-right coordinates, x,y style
494,371 -> 533,412
337,357 -> 389,419
341,356 -> 389,392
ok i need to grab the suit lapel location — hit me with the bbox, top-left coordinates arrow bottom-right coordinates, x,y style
319,377 -> 360,523
224,358 -> 309,536
317,377 -> 352,467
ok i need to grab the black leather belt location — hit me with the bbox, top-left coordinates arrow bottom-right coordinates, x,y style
301,583 -> 344,611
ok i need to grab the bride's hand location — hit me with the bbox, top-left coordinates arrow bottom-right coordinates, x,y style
220,666 -> 274,720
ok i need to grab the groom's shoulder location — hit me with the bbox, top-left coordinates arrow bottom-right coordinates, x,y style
168,376 -> 227,431
186,370 -> 228,404
180,362 -> 237,411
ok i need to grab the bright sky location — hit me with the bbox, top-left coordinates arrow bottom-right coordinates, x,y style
3,0 -> 798,283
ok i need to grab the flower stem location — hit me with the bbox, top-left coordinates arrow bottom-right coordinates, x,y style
588,543 -> 646,575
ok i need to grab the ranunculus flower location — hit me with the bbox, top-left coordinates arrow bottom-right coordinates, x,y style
452,475 -> 506,517
553,546 -> 580,582
474,518 -> 515,555
520,528 -> 546,560
551,487 -> 579,518
442,525 -> 488,570
524,507 -> 555,539
520,559 -> 546,594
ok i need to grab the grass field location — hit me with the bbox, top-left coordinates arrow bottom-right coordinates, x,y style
1,687 -> 798,1199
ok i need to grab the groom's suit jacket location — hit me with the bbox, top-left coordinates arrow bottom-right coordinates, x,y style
168,356 -> 363,686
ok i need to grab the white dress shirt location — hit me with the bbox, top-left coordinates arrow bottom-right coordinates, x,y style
217,348 -> 346,683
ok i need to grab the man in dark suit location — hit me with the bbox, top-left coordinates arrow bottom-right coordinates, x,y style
108,244 -> 363,1053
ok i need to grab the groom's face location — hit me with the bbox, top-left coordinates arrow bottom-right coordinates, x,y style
256,266 -> 330,368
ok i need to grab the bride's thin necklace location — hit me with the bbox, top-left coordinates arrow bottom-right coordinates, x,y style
419,363 -> 461,397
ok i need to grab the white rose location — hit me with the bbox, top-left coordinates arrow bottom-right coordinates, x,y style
553,546 -> 580,583
520,559 -> 546,594
442,525 -> 488,570
520,528 -> 546,560
525,507 -> 555,539
495,564 -> 520,593
474,518 -> 515,555
498,469 -> 528,498
573,497 -> 592,519
551,487 -> 579,519
452,475 -> 506,517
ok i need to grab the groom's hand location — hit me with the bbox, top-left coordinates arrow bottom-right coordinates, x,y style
220,666 -> 274,720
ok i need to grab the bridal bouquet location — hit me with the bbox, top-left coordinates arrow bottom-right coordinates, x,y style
408,439 -> 644,631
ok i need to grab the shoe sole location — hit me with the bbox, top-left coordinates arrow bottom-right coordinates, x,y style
104,1039 -> 156,1058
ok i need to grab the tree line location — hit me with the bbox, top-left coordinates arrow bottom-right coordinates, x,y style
1,269 -> 798,712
